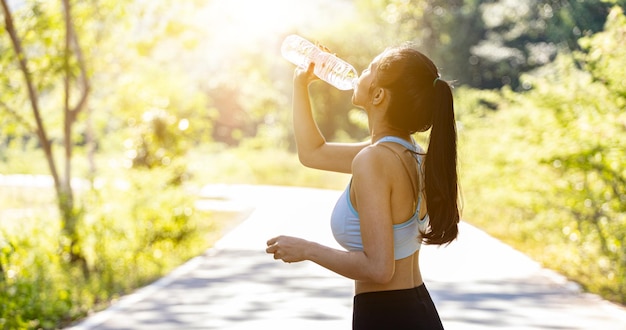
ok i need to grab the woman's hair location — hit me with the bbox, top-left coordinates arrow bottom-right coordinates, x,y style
375,46 -> 460,245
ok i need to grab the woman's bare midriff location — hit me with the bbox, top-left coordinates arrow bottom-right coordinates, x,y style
355,250 -> 423,294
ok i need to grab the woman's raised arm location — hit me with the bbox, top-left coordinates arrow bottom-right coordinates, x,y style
292,65 -> 369,174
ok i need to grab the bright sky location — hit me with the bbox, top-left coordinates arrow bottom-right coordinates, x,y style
194,0 -> 356,59
155,0 -> 357,87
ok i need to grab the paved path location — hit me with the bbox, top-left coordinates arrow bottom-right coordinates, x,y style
68,185 -> 626,330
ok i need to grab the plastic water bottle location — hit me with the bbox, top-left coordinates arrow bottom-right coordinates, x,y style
281,34 -> 358,90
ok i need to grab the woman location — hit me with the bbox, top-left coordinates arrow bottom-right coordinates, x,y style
266,44 -> 460,329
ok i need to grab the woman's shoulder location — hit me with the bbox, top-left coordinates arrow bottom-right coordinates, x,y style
354,143 -> 391,161
351,144 -> 399,176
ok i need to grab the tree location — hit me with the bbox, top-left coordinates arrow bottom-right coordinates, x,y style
355,0 -> 624,90
470,0 -> 622,89
1,0 -> 89,270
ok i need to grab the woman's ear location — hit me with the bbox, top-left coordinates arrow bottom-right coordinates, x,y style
372,87 -> 386,106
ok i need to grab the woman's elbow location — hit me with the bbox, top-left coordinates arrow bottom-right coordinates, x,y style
297,152 -> 320,169
297,152 -> 312,167
369,264 -> 394,284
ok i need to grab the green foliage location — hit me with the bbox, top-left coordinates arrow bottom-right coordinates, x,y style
524,7 -> 626,302
0,166 -> 216,329
186,144 -> 350,190
81,167 -> 212,293
457,7 -> 626,304
354,0 -> 621,89
580,6 -> 626,98
473,0 -> 619,89
0,225 -> 71,330
125,107 -> 191,171
2,2 -> 625,328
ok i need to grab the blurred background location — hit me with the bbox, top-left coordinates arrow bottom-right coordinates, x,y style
0,0 -> 624,328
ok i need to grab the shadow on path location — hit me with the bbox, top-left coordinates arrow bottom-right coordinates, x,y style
68,185 -> 626,330
78,249 -> 352,330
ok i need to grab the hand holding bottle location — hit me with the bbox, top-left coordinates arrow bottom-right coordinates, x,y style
292,42 -> 333,87
293,61 -> 318,88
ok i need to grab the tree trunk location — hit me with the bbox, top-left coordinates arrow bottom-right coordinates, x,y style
2,0 -> 91,276
61,0 -> 91,276
1,0 -> 62,197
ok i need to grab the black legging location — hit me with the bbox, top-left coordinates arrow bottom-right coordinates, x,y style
352,284 -> 444,330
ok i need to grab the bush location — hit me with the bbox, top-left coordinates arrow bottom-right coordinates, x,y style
455,7 -> 626,304
0,165 -> 216,329
0,227 -> 72,329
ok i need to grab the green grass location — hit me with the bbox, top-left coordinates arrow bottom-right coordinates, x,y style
185,144 -> 351,190
0,148 -> 249,329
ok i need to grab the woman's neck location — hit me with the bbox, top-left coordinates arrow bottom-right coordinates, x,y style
366,105 -> 411,143
370,126 -> 411,144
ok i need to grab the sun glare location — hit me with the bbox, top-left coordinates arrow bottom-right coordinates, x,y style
181,0 -> 356,85
195,0 -> 355,51
211,0 -> 298,38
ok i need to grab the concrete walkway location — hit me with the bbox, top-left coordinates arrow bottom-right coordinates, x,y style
68,185 -> 626,330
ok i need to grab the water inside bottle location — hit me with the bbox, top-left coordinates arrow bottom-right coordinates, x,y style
282,34 -> 358,90
281,36 -> 318,69
316,53 -> 358,90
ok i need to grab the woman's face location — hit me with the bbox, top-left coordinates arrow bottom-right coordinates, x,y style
352,53 -> 383,108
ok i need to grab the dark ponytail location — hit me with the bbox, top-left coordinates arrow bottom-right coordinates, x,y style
375,46 -> 460,245
422,79 -> 459,245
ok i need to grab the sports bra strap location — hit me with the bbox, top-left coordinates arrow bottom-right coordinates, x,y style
375,140 -> 420,214
377,136 -> 418,152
